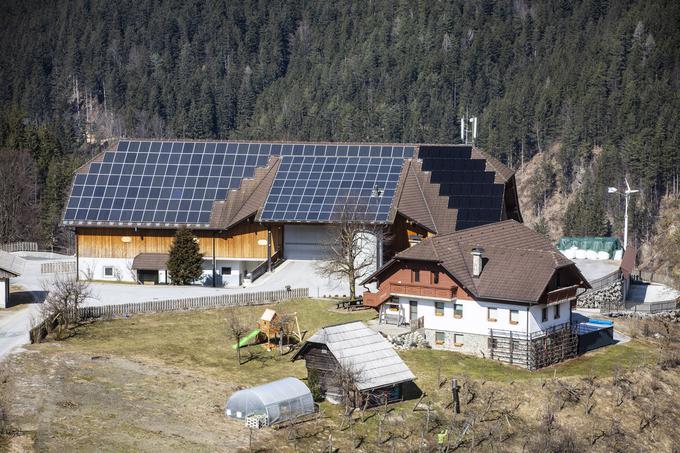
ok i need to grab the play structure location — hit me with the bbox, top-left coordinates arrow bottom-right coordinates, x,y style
232,308 -> 302,351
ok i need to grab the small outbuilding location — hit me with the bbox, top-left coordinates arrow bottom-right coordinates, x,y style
0,251 -> 24,309
225,377 -> 315,428
293,321 -> 416,407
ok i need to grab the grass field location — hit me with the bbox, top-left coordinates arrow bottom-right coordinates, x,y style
1,298 -> 675,452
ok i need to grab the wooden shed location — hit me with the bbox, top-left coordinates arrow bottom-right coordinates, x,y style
292,321 -> 415,407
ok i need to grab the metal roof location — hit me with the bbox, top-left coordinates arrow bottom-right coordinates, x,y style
306,321 -> 415,391
0,250 -> 25,278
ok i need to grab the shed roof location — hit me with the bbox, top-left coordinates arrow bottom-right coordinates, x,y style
298,321 -> 415,391
0,250 -> 25,278
131,253 -> 169,270
233,377 -> 311,407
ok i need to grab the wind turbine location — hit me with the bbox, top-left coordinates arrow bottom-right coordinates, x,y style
608,178 -> 639,249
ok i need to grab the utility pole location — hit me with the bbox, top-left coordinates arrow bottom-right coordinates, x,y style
608,178 -> 639,249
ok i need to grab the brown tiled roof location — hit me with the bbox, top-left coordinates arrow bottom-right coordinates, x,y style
387,220 -> 586,303
131,253 -> 169,270
470,147 -> 515,183
620,245 -> 636,279
213,156 -> 280,229
394,160 -> 458,234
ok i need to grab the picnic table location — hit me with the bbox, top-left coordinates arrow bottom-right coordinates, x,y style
335,298 -> 364,310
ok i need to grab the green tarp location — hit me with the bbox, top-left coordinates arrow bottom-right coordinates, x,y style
557,237 -> 622,255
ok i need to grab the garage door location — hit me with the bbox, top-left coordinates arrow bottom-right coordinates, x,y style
284,225 -> 335,260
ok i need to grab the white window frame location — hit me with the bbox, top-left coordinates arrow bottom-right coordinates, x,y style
487,307 -> 497,322
103,266 -> 114,278
509,309 -> 520,325
454,333 -> 464,347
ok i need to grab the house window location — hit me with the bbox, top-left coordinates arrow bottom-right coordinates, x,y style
435,331 -> 445,345
412,269 -> 420,282
554,304 -> 561,320
435,302 -> 444,317
509,309 -> 520,325
487,307 -> 497,322
104,267 -> 114,277
488,337 -> 498,349
454,303 -> 463,318
432,271 -> 439,284
541,307 -> 548,322
221,267 -> 232,275
454,334 -> 464,347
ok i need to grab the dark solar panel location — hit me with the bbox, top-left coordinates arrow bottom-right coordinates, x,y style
259,152 -> 405,223
64,141 -> 413,226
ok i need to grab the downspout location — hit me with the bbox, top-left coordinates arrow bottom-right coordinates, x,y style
212,232 -> 216,288
526,303 -> 530,369
267,225 -> 272,273
75,229 -> 79,281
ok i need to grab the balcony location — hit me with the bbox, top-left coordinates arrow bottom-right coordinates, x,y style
544,285 -> 580,304
363,282 -> 457,308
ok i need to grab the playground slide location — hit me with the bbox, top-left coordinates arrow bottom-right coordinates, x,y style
232,329 -> 260,349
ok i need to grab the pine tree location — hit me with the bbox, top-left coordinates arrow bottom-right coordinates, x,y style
167,227 -> 204,285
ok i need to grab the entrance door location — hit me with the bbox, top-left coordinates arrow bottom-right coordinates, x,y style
409,301 -> 418,324
138,270 -> 159,285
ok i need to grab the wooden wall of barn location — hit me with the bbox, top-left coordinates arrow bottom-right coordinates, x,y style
76,223 -> 282,259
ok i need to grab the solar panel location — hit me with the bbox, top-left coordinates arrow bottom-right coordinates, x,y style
259,151 -> 406,223
63,141 -> 414,226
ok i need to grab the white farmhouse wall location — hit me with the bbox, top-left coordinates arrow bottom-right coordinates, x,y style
79,257 -> 135,282
396,296 -> 573,337
528,301 -> 572,334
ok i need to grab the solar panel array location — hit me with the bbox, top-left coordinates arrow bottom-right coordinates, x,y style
63,141 -> 414,226
418,146 -> 505,230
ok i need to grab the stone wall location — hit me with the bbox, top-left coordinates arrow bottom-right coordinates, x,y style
576,280 -> 623,309
607,309 -> 680,323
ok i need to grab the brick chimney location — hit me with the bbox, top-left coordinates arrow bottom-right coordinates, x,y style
471,246 -> 484,278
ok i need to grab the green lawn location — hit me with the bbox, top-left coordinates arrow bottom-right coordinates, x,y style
65,298 -> 657,390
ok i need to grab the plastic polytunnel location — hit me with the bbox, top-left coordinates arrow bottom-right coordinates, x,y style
225,377 -> 315,426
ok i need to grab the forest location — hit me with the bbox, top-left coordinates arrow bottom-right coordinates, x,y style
0,0 -> 678,257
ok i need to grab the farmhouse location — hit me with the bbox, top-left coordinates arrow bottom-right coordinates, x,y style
0,251 -> 24,309
292,321 -> 415,407
62,140 -> 522,286
361,220 -> 591,370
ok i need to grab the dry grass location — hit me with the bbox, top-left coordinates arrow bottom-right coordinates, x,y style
1,299 -> 678,452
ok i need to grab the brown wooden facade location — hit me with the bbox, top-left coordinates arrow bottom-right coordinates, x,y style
76,222 -> 282,259
363,260 -> 474,307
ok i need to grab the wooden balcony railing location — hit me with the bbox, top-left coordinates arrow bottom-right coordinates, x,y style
362,282 -> 457,308
545,285 -> 579,304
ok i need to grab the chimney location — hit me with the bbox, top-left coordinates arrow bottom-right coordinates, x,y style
471,246 -> 484,278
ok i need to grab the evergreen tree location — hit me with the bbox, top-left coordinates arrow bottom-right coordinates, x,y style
167,227 -> 204,285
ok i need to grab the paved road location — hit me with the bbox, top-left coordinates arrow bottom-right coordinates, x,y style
86,259 -> 364,306
0,254 -> 53,360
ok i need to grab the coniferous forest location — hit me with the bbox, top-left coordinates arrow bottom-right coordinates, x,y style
0,0 -> 679,258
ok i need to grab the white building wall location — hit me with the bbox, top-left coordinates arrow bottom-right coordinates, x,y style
528,301 -> 572,334
395,296 -> 571,337
79,256 -> 263,287
0,279 -> 8,309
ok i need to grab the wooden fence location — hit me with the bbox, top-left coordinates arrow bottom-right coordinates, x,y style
78,287 -> 309,319
31,288 -> 310,343
625,300 -> 678,314
41,261 -> 76,274
1,241 -> 38,252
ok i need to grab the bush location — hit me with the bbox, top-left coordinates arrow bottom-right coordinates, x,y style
307,368 -> 324,402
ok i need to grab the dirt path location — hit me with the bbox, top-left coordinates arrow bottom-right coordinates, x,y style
0,349 -> 265,452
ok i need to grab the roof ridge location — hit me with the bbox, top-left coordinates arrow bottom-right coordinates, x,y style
411,161 -> 438,234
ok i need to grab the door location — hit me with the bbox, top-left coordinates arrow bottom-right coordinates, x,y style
283,225 -> 334,260
409,301 -> 418,324
138,270 -> 159,285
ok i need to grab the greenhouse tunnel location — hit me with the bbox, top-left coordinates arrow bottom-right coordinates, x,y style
225,377 -> 315,425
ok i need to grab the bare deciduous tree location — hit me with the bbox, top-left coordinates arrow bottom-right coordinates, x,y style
40,272 -> 92,339
330,360 -> 365,411
226,313 -> 250,365
316,202 -> 378,300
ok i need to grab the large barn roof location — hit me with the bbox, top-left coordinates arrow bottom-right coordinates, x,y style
63,140 -> 519,233
298,321 -> 415,391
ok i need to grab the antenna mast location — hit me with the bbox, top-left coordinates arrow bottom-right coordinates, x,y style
460,114 -> 478,145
